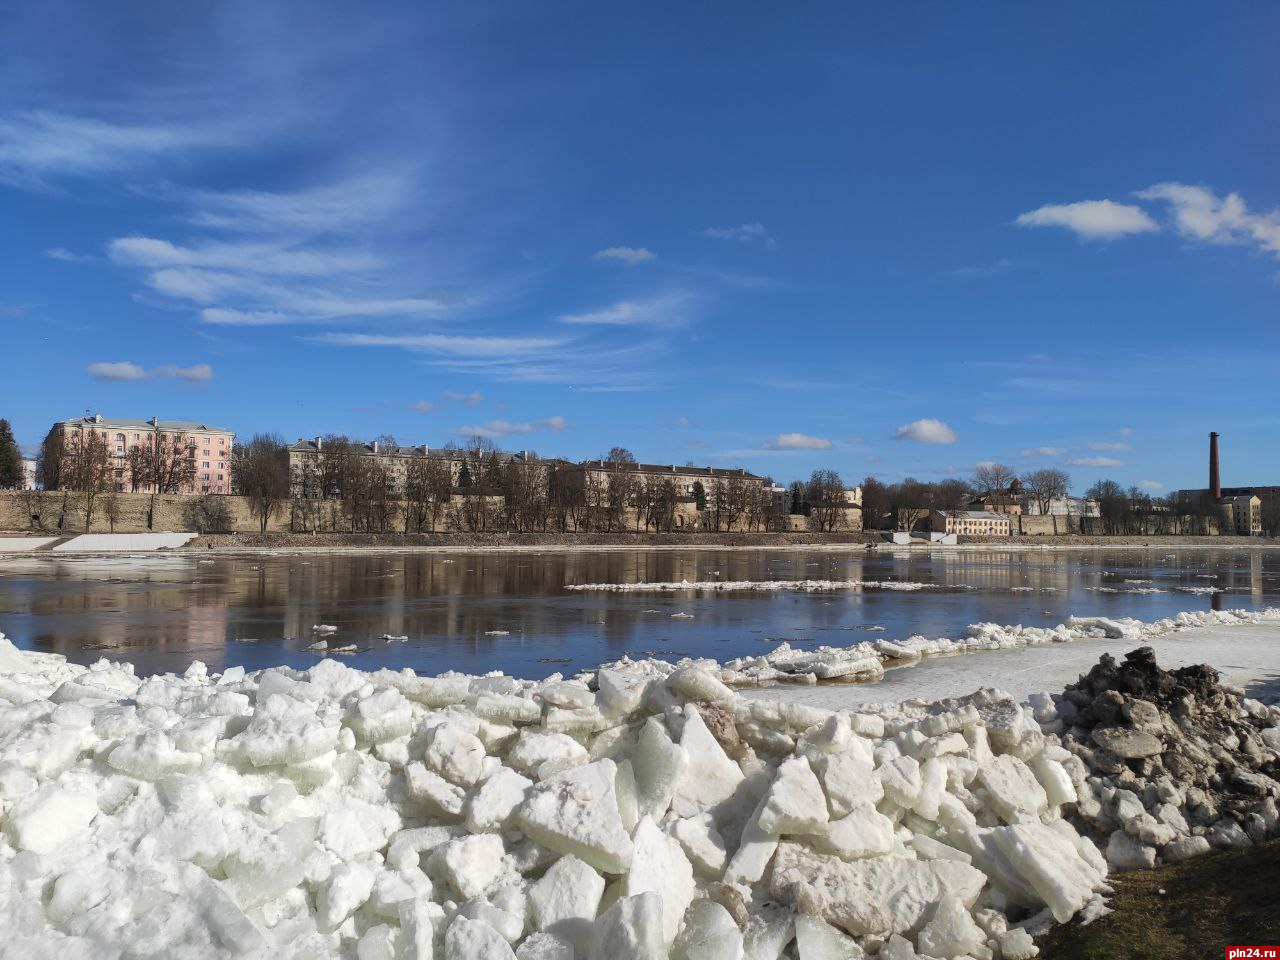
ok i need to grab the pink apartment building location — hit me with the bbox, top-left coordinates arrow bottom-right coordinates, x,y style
56,414 -> 235,494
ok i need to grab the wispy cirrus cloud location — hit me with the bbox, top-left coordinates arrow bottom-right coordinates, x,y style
0,111 -> 242,187
558,293 -> 689,327
443,390 -> 484,406
46,246 -> 94,263
1021,446 -> 1067,457
703,222 -> 775,247
592,246 -> 655,264
1138,480 -> 1164,491
316,332 -> 566,357
1015,199 -> 1158,239
942,258 -> 1015,279
454,416 -> 566,439
1068,456 -> 1123,468
1088,441 -> 1130,451
894,419 -> 957,444
87,361 -> 213,383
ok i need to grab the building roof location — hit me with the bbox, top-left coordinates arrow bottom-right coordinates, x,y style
950,510 -> 1010,521
61,414 -> 231,433
579,460 -> 765,480
287,439 -> 548,464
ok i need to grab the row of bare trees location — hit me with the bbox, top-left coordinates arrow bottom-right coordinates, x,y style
37,427 -> 201,530
857,465 -> 1074,530
281,440 -> 798,535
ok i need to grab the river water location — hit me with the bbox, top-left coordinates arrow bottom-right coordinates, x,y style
0,547 -> 1277,679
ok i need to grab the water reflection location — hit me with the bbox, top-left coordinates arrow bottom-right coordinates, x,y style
0,548 -> 1276,679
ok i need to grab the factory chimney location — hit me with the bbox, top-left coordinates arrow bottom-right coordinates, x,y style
1209,432 -> 1221,502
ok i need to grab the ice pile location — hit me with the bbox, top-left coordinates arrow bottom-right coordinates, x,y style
692,608 -> 1280,688
0,630 -> 1115,960
1035,646 -> 1280,870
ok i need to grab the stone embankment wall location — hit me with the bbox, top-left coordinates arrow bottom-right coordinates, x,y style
0,490 -> 291,535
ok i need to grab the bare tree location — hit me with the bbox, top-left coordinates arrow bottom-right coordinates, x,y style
805,469 -> 846,533
1020,468 -> 1070,515
61,430 -> 112,529
603,469 -> 639,532
642,476 -> 679,532
126,431 -> 198,529
103,489 -> 122,533
233,433 -> 291,533
184,495 -> 233,533
972,463 -> 1016,509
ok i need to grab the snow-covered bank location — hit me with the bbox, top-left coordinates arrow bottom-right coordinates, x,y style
662,607 -> 1280,691
741,619 -> 1280,711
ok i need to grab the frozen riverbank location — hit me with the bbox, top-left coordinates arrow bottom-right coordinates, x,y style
739,618 -> 1280,710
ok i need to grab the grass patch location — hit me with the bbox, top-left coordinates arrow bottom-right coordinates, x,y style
1041,839 -> 1280,959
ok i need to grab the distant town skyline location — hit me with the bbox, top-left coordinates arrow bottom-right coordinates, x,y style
3,3 -> 1278,494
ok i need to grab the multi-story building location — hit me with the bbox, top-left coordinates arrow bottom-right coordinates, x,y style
52,414 -> 233,494
930,509 -> 1012,537
1020,494 -> 1101,518
1221,494 -> 1263,536
286,437 -> 540,498
288,437 -> 435,498
20,458 -> 37,490
569,460 -> 774,530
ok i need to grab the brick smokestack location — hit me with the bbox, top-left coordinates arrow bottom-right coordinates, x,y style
1209,431 -> 1221,502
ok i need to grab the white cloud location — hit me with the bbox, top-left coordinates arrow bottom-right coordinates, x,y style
894,419 -> 957,444
455,417 -> 566,439
46,247 -> 94,263
558,294 -> 687,327
1015,200 -> 1158,239
703,222 -> 774,247
0,111 -> 238,185
764,433 -> 832,451
318,332 -> 565,357
1138,480 -> 1164,491
87,361 -> 212,383
87,361 -> 147,382
592,246 -> 655,264
1138,182 -> 1280,259
1088,441 -> 1130,451
110,235 -> 379,277
1022,446 -> 1067,457
1118,427 -> 1135,437
1068,456 -> 1123,468
410,400 -> 434,412
443,390 -> 484,406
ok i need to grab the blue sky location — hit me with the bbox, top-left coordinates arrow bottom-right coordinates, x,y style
2,2 -> 1278,493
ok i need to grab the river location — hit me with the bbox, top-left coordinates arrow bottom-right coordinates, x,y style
0,546 -> 1276,678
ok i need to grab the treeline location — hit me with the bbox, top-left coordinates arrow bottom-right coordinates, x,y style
276,438 -> 804,534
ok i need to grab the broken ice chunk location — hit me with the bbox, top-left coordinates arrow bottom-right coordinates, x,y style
516,759 -> 634,874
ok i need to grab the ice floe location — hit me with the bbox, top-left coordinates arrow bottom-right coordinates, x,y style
567,578 -> 949,593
